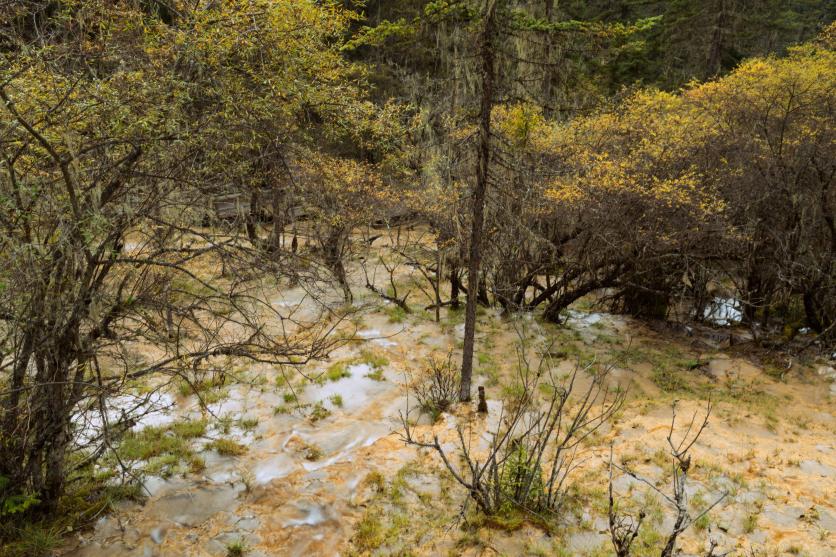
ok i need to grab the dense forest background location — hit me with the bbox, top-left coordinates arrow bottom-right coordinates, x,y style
353,0 -> 836,95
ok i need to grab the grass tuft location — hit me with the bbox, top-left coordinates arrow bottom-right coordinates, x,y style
207,438 -> 247,456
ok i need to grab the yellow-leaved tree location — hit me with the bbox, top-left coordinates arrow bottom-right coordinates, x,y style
538,24 -> 834,334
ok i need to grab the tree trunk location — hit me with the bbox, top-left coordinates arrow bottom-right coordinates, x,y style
2,332 -> 33,439
544,285 -> 596,323
460,0 -> 496,402
21,352 -> 73,513
269,182 -> 286,253
435,249 -> 443,322
706,0 -> 726,77
542,0 -> 557,117
477,278 -> 490,306
325,227 -> 352,303
622,287 -> 669,319
742,267 -> 769,325
245,187 -> 261,247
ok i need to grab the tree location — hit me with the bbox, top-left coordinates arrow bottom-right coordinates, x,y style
531,25 -> 834,343
300,151 -> 399,303
0,0 -> 370,516
555,0 -> 834,90
701,32 -> 835,337
608,402 -> 728,557
460,0 -> 497,402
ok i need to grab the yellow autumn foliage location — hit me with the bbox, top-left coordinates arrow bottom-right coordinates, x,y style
543,32 -> 835,233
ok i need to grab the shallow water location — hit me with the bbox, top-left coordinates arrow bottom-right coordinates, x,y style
73,391 -> 176,446
703,296 -> 743,326
64,295 -> 413,555
62,292 -> 836,557
302,363 -> 391,412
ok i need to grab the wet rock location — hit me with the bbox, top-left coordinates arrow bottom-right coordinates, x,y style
234,515 -> 261,531
799,459 -> 835,477
302,364 -> 393,413
206,387 -> 246,418
711,475 -> 741,495
735,489 -> 766,505
149,527 -> 166,544
817,365 -> 836,381
747,529 -> 768,544
252,452 -> 297,485
610,473 -> 644,494
145,484 -> 242,528
404,473 -> 442,499
91,517 -> 123,542
817,507 -> 836,532
279,501 -> 332,527
207,469 -> 240,484
567,530 -> 608,552
65,542 -> 141,557
762,503 -> 805,529
141,476 -> 187,498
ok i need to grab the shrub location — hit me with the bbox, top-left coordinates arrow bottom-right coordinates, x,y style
410,351 -> 459,418
404,348 -> 625,517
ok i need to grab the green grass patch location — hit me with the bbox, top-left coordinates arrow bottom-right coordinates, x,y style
476,352 -> 500,386
176,376 -> 228,404
352,507 -> 385,551
226,538 -> 248,557
0,468 -> 147,556
207,438 -> 247,456
384,304 -> 407,324
309,401 -> 331,422
169,419 -> 208,439
322,361 -> 351,383
365,367 -> 384,381
239,418 -> 259,430
501,381 -> 526,402
358,348 -> 388,369
116,419 -> 207,477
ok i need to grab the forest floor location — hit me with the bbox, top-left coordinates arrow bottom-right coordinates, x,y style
60,241 -> 836,557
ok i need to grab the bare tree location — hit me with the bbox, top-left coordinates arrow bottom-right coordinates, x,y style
359,226 -> 415,314
608,401 -> 728,557
403,344 -> 624,517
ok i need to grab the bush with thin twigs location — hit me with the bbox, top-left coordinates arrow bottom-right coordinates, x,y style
409,351 -> 459,420
403,343 -> 625,518
607,401 -> 729,557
